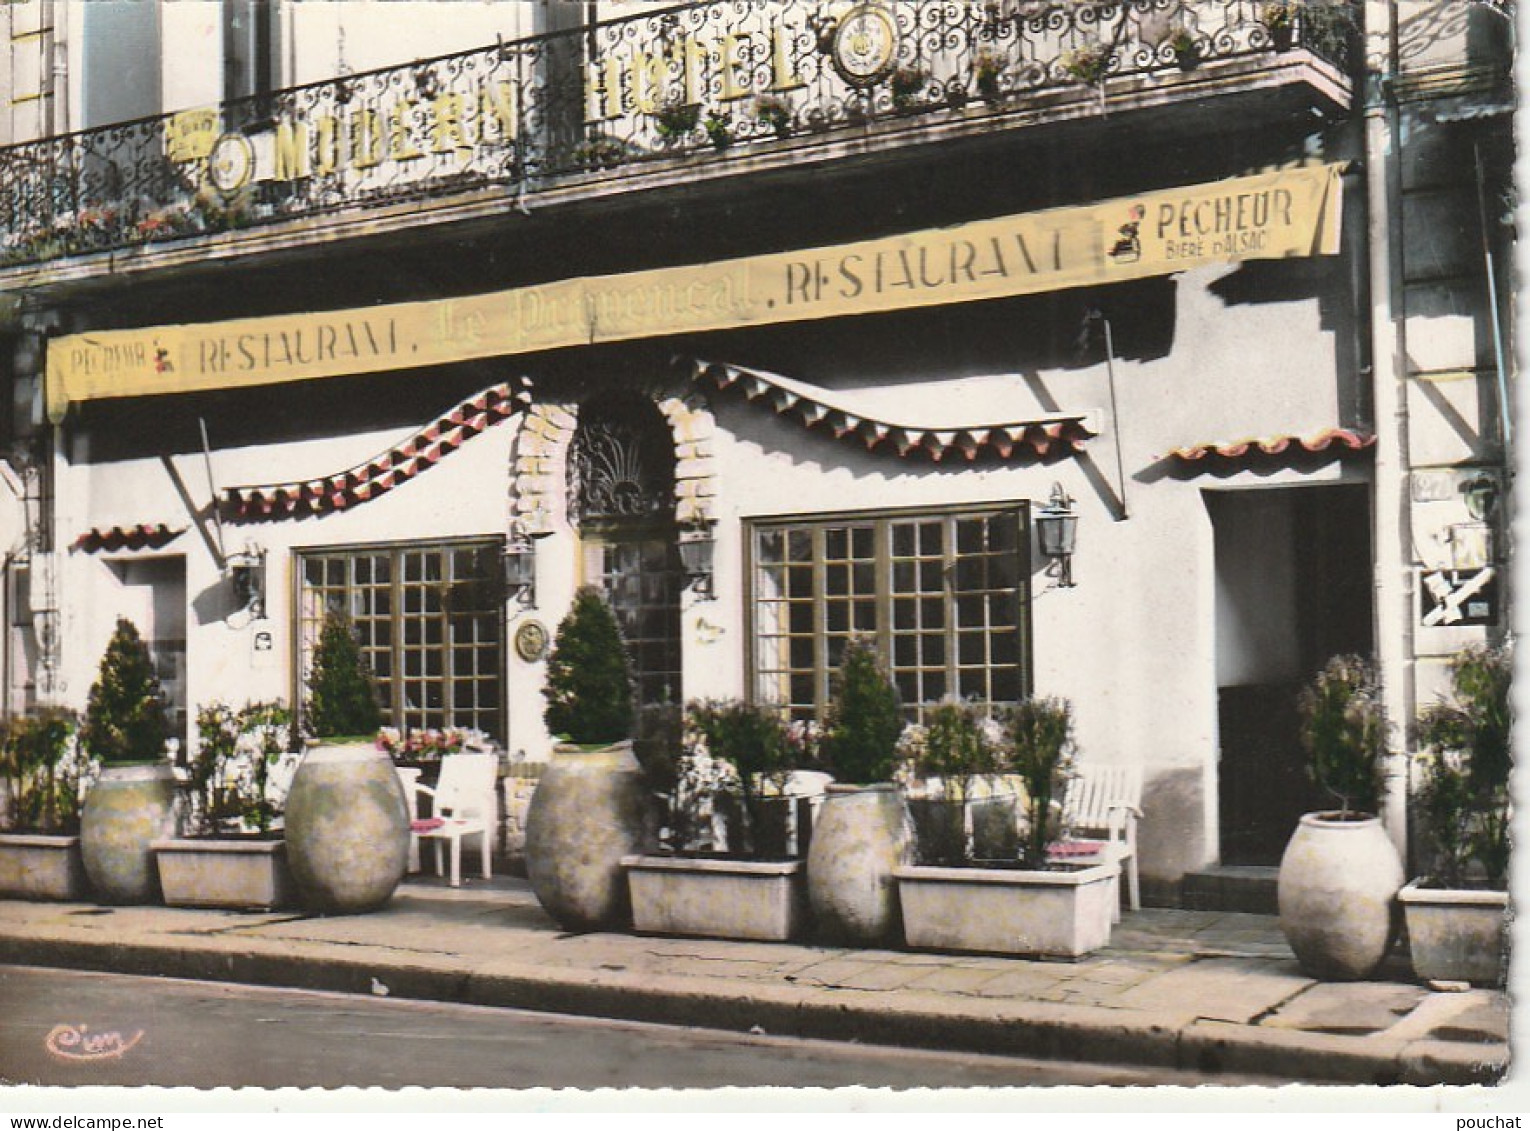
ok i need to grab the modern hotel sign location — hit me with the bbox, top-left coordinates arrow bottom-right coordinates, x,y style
47,164 -> 1343,420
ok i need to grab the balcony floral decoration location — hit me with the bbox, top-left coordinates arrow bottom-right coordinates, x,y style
754,94 -> 794,140
1062,45 -> 1112,86
1,186 -> 256,266
889,65 -> 929,113
703,110 -> 734,152
653,98 -> 702,143
973,50 -> 1005,106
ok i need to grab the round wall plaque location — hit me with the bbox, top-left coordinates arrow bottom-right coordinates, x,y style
514,619 -> 550,663
207,133 -> 255,194
831,4 -> 899,89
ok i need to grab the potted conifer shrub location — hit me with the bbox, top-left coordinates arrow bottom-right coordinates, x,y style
0,710 -> 95,900
1399,644 -> 1511,987
284,610 -> 408,915
896,696 -> 1116,958
623,699 -> 809,941
153,701 -> 296,911
524,587 -> 657,931
805,637 -> 913,946
79,618 -> 177,904
1277,655 -> 1404,980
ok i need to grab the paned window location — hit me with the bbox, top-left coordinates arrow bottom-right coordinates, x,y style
297,539 -> 504,738
750,506 -> 1030,721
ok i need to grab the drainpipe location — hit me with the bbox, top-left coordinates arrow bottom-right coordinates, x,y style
1365,0 -> 1411,855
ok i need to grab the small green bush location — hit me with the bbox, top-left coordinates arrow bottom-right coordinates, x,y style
191,700 -> 292,835
822,638 -> 903,785
82,617 -> 171,764
1298,654 -> 1388,819
916,700 -> 997,803
307,610 -> 382,739
1415,644 -> 1511,888
1005,696 -> 1075,867
543,587 -> 635,746
0,709 -> 85,832
686,698 -> 793,851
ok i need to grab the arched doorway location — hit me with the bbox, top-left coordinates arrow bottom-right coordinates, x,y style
567,396 -> 683,733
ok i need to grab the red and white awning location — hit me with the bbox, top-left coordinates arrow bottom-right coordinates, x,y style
1167,428 -> 1375,468
223,382 -> 528,521
72,523 -> 185,553
690,360 -> 1096,462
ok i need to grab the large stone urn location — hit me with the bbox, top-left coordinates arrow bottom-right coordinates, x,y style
284,741 -> 409,915
81,763 -> 179,904
806,783 -> 914,946
524,742 -> 655,931
1277,812 -> 1405,980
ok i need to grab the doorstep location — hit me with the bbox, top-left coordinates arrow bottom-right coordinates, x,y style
1181,865 -> 1280,914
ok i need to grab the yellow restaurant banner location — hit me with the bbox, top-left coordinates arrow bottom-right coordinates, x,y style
47,163 -> 1343,421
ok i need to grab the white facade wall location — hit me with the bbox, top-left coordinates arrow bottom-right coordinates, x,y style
50,254 -> 1351,892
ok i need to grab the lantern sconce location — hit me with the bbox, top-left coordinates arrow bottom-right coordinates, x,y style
226,544 -> 267,617
503,521 -> 552,609
678,518 -> 717,600
1035,483 -> 1078,588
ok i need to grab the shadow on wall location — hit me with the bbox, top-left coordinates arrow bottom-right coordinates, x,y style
1135,763 -> 1209,908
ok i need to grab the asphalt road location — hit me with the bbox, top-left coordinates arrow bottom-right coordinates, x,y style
0,964 -> 1273,1090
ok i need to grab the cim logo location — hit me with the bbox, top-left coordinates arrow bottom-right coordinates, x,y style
45,1023 -> 145,1062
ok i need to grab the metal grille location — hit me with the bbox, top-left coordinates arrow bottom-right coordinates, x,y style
0,0 -> 1356,267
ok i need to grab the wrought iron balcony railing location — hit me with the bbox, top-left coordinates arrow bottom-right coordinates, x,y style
0,0 -> 1354,269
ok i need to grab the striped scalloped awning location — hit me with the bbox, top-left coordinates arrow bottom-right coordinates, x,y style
1168,429 -> 1376,467
690,359 -> 1096,462
72,523 -> 184,553
224,382 -> 529,521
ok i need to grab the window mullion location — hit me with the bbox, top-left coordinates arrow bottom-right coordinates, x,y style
943,514 -> 958,709
873,518 -> 892,679
812,526 -> 827,723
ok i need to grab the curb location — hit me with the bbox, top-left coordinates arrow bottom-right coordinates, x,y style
0,930 -> 1506,1087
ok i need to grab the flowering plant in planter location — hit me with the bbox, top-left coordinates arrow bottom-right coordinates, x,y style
1413,644 -> 1511,890
188,701 -> 294,836
0,710 -> 97,900
1402,643 -> 1511,986
375,726 -> 473,765
1006,696 -> 1077,867
680,699 -> 796,856
0,710 -> 92,834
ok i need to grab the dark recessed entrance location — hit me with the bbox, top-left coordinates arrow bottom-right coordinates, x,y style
1209,484 -> 1374,866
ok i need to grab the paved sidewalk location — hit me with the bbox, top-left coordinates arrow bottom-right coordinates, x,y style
0,876 -> 1507,1087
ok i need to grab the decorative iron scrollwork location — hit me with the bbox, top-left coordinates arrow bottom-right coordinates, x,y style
568,411 -> 675,526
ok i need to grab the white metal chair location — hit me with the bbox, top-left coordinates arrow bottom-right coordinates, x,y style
409,753 -> 497,887
1048,763 -> 1144,920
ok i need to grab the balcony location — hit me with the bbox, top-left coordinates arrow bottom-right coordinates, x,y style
0,0 -> 1355,280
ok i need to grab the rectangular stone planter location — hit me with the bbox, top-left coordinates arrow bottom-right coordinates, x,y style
622,854 -> 808,942
0,833 -> 89,900
1398,879 -> 1508,987
152,837 -> 295,911
894,861 -> 1118,959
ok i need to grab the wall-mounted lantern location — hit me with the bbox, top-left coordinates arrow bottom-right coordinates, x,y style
678,518 -> 717,600
503,527 -> 552,610
226,544 -> 267,616
1035,483 -> 1078,588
